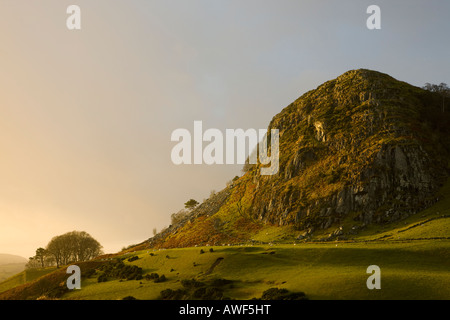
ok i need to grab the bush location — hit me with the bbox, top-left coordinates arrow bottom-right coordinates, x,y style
181,279 -> 204,289
84,268 -> 96,278
171,209 -> 190,225
193,287 -> 224,300
157,275 -> 166,282
122,296 -> 138,300
192,287 -> 207,299
160,289 -> 187,300
98,259 -> 143,281
97,273 -> 108,283
127,256 -> 139,262
259,288 -> 307,300
145,273 -> 159,280
211,278 -> 233,287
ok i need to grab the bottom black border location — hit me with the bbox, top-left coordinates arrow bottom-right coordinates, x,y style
2,300 -> 447,318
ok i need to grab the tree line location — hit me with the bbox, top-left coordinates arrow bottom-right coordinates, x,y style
26,231 -> 103,269
423,82 -> 450,112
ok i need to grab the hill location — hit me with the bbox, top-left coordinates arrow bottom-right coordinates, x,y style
140,69 -> 450,250
0,254 -> 27,265
0,254 -> 28,283
1,188 -> 449,300
0,69 -> 449,300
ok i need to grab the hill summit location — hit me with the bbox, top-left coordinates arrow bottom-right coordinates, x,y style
145,69 -> 450,249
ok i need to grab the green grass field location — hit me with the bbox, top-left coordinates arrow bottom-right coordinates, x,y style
60,239 -> 450,300
2,181 -> 450,300
62,182 -> 450,301
0,263 -> 25,283
0,267 -> 57,294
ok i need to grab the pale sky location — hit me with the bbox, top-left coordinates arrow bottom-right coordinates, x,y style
0,1 -> 449,258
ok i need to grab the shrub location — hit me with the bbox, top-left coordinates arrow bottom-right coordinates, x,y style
259,288 -> 307,300
181,279 -> 204,289
98,259 -> 143,281
192,287 -> 207,299
193,287 -> 224,300
154,274 -> 166,283
171,209 -> 189,225
160,289 -> 187,300
84,268 -> 96,278
145,273 -> 159,280
211,278 -> 233,287
127,256 -> 139,262
97,273 -> 108,283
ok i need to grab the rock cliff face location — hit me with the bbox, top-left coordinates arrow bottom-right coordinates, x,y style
145,69 -> 450,249
246,69 -> 450,229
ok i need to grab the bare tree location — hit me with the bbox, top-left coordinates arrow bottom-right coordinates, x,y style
171,209 -> 189,225
423,82 -> 450,112
25,257 -> 41,269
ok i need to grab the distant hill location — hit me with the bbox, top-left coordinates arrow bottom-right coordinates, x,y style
0,254 -> 27,283
0,254 -> 27,265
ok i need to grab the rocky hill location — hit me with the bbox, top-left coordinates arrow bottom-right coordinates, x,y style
138,69 -> 450,249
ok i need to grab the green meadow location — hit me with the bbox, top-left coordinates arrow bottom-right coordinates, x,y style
58,239 -> 449,300
1,180 -> 449,300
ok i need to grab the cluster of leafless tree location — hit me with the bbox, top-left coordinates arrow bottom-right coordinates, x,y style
26,231 -> 103,269
423,82 -> 450,112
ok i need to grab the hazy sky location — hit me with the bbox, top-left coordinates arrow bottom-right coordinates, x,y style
1,1 -> 449,258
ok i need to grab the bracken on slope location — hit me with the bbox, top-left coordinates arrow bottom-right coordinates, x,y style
144,69 -> 450,249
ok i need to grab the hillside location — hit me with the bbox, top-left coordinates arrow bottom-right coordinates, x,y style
138,69 -> 450,250
1,69 -> 449,300
1,189 -> 449,300
0,184 -> 448,301
0,267 -> 57,294
57,182 -> 450,300
0,254 -> 27,265
0,254 -> 27,283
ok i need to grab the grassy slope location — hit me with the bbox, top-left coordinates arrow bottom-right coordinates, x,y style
0,263 -> 26,282
62,179 -> 450,300
3,181 -> 450,300
63,241 -> 450,300
0,267 -> 57,294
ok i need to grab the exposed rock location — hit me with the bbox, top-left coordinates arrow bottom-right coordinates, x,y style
245,69 -> 450,231
145,69 -> 450,249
